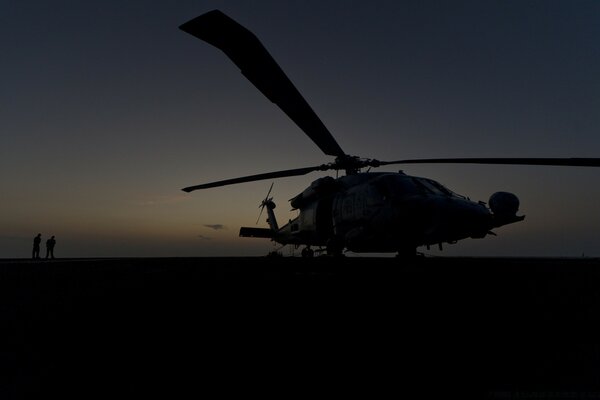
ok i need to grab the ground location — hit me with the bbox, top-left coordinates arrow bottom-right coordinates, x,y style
1,256 -> 600,398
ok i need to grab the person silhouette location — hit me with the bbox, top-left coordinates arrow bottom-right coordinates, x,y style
45,235 -> 56,259
32,233 -> 42,259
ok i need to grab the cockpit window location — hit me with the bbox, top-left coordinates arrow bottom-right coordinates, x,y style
372,175 -> 466,199
372,175 -> 419,198
412,178 -> 466,198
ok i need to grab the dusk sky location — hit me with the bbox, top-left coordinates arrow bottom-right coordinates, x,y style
2,1 -> 599,258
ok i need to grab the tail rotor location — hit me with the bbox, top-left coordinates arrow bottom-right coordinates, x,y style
256,182 -> 275,225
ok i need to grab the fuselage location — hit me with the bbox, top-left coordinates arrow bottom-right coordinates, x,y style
267,172 -> 522,253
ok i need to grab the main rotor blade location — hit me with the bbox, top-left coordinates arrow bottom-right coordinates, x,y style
180,10 -> 346,158
182,165 -> 324,192
377,158 -> 600,168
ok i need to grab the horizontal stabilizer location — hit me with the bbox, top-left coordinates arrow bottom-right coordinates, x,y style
239,227 -> 274,238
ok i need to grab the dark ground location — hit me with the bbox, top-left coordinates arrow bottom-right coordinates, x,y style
2,256 -> 600,398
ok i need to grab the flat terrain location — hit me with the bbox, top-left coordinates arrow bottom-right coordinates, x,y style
2,256 -> 600,398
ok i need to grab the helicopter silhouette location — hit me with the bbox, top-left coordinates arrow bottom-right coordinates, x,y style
179,9 -> 600,257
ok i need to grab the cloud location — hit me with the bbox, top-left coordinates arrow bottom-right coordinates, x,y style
204,224 -> 226,231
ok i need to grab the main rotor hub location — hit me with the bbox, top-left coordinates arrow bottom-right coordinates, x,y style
333,155 -> 380,175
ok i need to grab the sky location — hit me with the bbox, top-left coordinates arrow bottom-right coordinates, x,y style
2,0 -> 600,258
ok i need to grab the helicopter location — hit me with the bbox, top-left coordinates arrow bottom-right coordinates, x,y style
179,9 -> 600,257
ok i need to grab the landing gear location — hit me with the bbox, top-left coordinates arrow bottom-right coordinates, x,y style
326,237 -> 345,257
301,246 -> 314,258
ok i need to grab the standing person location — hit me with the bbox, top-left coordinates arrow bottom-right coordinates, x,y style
45,235 -> 56,259
32,233 -> 42,259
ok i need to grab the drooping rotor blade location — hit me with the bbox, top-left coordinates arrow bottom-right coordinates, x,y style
376,158 -> 600,168
182,165 -> 326,193
179,10 -> 346,157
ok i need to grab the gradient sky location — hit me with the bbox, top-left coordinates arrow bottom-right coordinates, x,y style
2,0 -> 599,258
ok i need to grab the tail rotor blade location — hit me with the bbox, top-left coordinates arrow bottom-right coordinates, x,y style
256,182 -> 274,224
256,204 -> 265,225
265,181 -> 274,200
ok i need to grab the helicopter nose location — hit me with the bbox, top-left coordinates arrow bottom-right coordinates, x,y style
438,198 -> 492,240
409,197 -> 491,243
489,191 -> 525,227
460,200 -> 492,238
